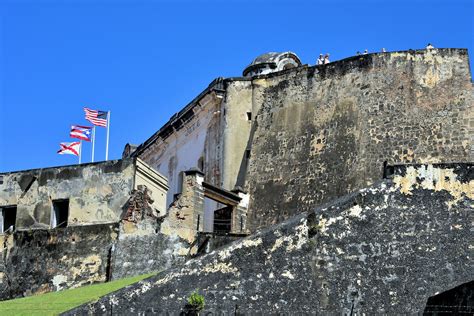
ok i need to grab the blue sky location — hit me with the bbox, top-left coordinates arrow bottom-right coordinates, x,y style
0,0 -> 472,172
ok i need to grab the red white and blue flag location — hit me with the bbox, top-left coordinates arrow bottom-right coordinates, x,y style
84,107 -> 108,127
70,125 -> 92,141
57,142 -> 81,156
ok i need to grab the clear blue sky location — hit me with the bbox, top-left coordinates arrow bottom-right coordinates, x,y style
0,0 -> 472,172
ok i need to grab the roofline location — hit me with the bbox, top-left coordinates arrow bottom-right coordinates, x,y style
131,77 -> 226,157
131,48 -> 469,158
0,158 -> 129,176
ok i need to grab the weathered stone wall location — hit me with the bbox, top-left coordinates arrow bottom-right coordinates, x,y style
160,170 -> 204,252
0,219 -> 190,300
246,48 -> 473,230
137,92 -> 224,204
110,220 -> 187,280
221,80 -> 253,190
0,160 -> 177,300
65,163 -> 473,315
0,160 -> 135,228
0,224 -> 117,299
136,90 -> 226,231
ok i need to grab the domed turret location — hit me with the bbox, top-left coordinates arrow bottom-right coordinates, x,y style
243,52 -> 301,77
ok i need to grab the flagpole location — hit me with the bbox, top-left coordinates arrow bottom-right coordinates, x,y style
105,111 -> 110,161
91,126 -> 96,162
79,140 -> 82,164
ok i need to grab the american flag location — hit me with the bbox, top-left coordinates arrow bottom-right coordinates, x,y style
84,107 -> 108,127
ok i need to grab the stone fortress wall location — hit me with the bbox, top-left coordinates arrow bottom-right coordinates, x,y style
66,163 -> 473,315
0,48 -> 472,311
0,159 -> 189,300
134,48 -> 472,232
244,48 -> 473,230
66,48 -> 472,314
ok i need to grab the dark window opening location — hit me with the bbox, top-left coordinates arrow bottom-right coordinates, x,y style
1,206 -> 17,233
213,206 -> 232,233
245,149 -> 251,159
383,161 -> 395,179
52,199 -> 69,228
198,157 -> 204,172
246,112 -> 252,121
177,171 -> 184,194
180,108 -> 195,123
173,193 -> 181,201
160,125 -> 174,140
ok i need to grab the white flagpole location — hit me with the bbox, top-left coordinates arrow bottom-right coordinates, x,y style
91,126 -> 96,162
79,140 -> 82,164
105,111 -> 110,161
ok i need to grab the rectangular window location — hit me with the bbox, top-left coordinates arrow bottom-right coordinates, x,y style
246,112 -> 252,121
177,171 -> 184,194
245,149 -> 251,159
51,199 -> 69,228
0,206 -> 17,233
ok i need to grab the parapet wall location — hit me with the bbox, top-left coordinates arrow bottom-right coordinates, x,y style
0,160 -> 136,228
65,163 -> 473,314
246,48 -> 473,230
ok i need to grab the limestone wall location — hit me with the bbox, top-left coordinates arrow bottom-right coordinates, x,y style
0,159 -> 175,300
0,158 -> 168,229
0,160 -> 135,228
245,48 -> 473,230
65,163 -> 473,315
221,80 -> 253,190
110,220 -> 187,281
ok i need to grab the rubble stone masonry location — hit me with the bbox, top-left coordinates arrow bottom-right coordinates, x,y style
245,49 -> 473,230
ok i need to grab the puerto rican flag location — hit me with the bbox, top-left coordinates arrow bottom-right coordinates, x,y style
57,142 -> 81,156
70,125 -> 92,141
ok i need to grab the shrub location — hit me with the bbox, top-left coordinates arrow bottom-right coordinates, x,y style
187,291 -> 205,311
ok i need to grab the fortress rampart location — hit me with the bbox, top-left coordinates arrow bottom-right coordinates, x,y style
244,48 -> 473,230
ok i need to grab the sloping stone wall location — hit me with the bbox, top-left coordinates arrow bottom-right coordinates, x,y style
65,163 -> 473,315
245,48 -> 473,230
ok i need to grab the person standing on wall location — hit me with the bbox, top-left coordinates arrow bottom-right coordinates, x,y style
323,53 -> 330,64
316,54 -> 324,65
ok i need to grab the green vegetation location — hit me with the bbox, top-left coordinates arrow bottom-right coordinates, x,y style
186,290 -> 205,311
0,273 -> 155,316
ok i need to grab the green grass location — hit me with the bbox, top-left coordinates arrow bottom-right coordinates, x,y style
0,273 -> 156,316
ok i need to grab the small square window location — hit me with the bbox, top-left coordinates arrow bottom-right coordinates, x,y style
52,199 -> 69,228
0,206 -> 17,233
246,112 -> 252,121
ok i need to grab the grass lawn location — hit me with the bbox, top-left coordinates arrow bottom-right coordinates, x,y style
0,273 -> 156,316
